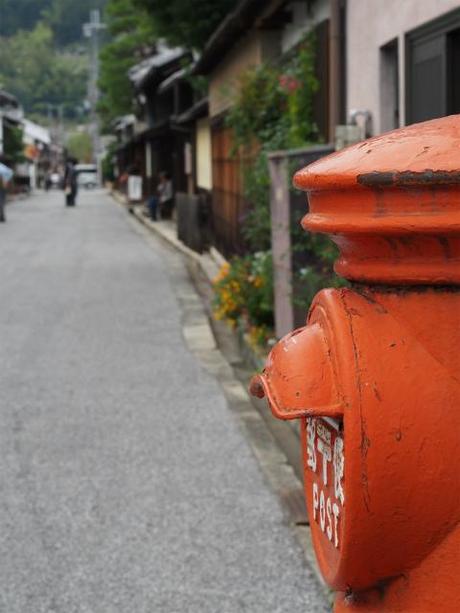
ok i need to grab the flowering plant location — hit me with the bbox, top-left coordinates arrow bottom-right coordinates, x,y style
216,33 -> 342,341
279,74 -> 301,94
213,251 -> 274,345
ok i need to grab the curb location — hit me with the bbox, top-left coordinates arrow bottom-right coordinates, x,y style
112,191 -> 224,284
112,190 -> 331,605
122,194 -> 268,371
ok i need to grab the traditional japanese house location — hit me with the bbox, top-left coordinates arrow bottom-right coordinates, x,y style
193,0 -> 345,257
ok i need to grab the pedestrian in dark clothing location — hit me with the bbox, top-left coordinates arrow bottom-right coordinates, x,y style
64,158 -> 78,206
147,192 -> 158,221
44,171 -> 52,191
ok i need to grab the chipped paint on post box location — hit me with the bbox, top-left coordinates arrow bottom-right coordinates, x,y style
250,116 -> 460,612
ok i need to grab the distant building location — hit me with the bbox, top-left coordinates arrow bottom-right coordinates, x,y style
22,119 -> 52,189
131,45 -> 193,204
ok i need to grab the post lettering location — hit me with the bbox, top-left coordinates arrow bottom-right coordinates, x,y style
317,438 -> 332,486
320,490 -> 326,531
333,436 -> 345,505
326,497 -> 333,541
312,482 -> 319,521
306,418 -> 317,472
332,503 -> 340,548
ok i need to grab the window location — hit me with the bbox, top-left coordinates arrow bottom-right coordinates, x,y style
406,9 -> 460,124
447,27 -> 460,114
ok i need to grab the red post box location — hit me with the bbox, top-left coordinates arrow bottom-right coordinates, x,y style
250,116 -> 460,611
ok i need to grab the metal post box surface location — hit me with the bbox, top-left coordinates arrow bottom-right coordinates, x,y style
250,116 -> 460,611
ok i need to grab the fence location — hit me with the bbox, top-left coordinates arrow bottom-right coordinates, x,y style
176,191 -> 211,253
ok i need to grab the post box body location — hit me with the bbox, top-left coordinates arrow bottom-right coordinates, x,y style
251,116 -> 460,610
303,288 -> 460,600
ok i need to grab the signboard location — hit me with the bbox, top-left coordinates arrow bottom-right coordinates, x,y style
128,175 -> 142,202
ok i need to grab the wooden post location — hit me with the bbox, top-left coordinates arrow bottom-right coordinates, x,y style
268,154 -> 293,338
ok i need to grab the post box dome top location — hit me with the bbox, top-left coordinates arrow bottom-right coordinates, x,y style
294,115 -> 460,191
293,115 -> 460,285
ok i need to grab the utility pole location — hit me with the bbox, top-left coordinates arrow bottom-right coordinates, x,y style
83,9 -> 106,163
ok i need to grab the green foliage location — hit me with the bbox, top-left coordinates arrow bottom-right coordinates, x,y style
44,0 -> 106,47
0,22 -> 88,117
134,0 -> 237,50
294,264 -> 347,311
213,252 -> 274,344
101,140 -> 118,181
227,40 -> 319,152
185,73 -> 208,98
0,0 -> 109,122
0,0 -> 51,37
0,0 -> 106,46
98,0 -> 156,126
66,131 -> 93,163
3,124 -> 25,164
227,35 -> 319,253
240,153 -> 272,252
226,64 -> 286,149
223,35 -> 344,336
101,144 -> 116,181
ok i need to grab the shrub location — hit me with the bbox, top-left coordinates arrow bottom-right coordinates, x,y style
213,252 -> 274,345
215,34 -> 344,346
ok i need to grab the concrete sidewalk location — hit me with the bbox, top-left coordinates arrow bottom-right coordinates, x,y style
0,189 -> 328,612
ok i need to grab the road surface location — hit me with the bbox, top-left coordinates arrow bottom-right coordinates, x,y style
0,190 -> 328,612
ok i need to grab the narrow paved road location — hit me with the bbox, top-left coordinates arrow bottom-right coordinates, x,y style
0,190 -> 327,613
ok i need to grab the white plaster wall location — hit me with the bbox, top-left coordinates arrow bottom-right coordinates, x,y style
209,32 -> 261,117
347,0 -> 460,134
196,118 -> 212,190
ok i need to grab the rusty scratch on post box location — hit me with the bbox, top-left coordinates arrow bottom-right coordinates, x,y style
357,169 -> 460,188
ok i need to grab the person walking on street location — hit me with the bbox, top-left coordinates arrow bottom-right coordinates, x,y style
0,160 -> 13,223
64,157 -> 78,206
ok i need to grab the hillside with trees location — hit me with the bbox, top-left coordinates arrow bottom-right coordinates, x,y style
0,0 -> 106,120
0,0 -> 106,44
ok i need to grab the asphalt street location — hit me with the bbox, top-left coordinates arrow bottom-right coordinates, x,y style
0,189 -> 328,613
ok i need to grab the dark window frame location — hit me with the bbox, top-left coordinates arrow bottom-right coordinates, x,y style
406,7 -> 460,124
380,37 -> 399,132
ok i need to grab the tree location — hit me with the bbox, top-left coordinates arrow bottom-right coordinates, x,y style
3,124 -> 24,165
0,0 -> 51,37
134,0 -> 237,50
45,0 -> 107,47
66,131 -> 93,162
98,0 -> 156,127
0,0 -> 108,46
0,23 -> 88,118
